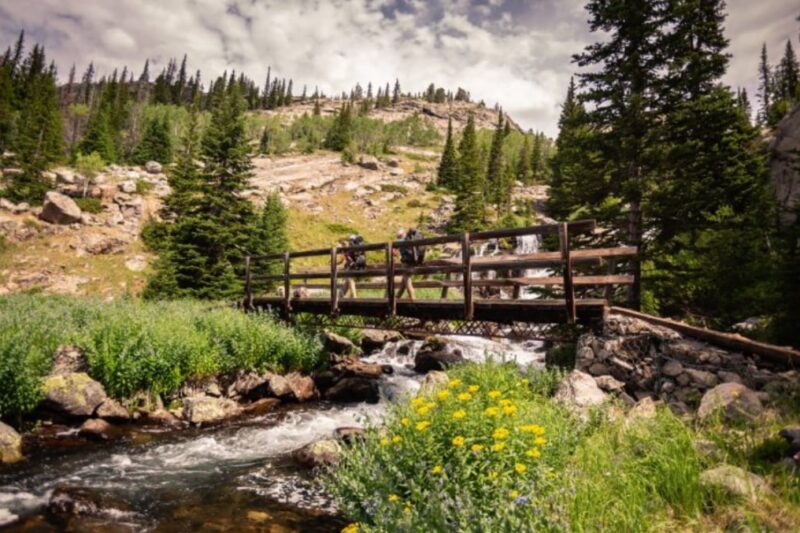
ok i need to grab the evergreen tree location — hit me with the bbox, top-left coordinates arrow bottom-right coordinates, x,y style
530,133 -> 544,183
78,96 -> 117,162
485,111 -> 506,210
259,127 -> 269,154
757,43 -> 771,123
436,117 -> 458,188
450,114 -> 485,231
250,192 -> 289,291
133,114 -> 172,164
392,78 -> 401,104
517,134 -> 532,183
777,40 -> 799,101
325,103 -> 353,151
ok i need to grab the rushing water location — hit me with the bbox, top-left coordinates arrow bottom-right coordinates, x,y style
0,337 -> 545,532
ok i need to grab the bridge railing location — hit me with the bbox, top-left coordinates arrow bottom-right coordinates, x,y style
242,219 -> 637,324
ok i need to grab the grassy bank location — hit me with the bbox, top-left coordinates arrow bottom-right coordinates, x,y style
326,363 -> 800,532
0,295 -> 323,419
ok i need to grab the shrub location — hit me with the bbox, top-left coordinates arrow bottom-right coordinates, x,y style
136,180 -> 155,194
74,197 -> 103,214
380,184 -> 408,194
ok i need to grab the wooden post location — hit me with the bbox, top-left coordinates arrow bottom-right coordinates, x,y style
386,242 -> 396,316
283,252 -> 291,312
244,256 -> 253,311
559,223 -> 576,324
462,232 -> 473,320
441,272 -> 451,299
330,247 -> 339,316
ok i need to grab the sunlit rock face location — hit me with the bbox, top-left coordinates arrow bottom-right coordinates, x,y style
769,104 -> 800,225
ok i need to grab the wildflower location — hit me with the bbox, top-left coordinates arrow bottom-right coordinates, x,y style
437,390 -> 451,400
534,437 -> 547,446
342,524 -> 359,533
431,465 -> 443,474
521,378 -> 529,386
492,427 -> 509,440
514,495 -> 530,506
526,447 -> 541,459
547,471 -> 556,479
416,406 -> 431,416
457,392 -> 472,402
379,437 -> 390,446
492,442 -> 506,452
400,418 -> 409,426
515,463 -> 527,474
452,435 -> 465,447
488,390 -> 501,399
404,502 -> 412,514
499,399 -> 513,407
520,424 -> 545,435
392,435 -> 402,444
448,379 -> 463,388
388,494 -> 400,502
484,407 -> 499,417
532,425 -> 545,436
471,444 -> 484,452
502,405 -> 517,416
509,490 -> 519,499
416,420 -> 431,431
488,470 -> 499,480
468,385 -> 480,393
411,397 -> 424,406
452,409 -> 466,420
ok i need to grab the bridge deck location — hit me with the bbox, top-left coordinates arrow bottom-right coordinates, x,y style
251,297 -> 608,324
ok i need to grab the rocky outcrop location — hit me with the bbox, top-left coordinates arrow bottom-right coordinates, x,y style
323,331 -> 358,355
292,439 -> 342,468
769,104 -> 800,225
697,383 -> 763,423
241,397 -> 281,417
39,191 -> 82,225
699,465 -> 768,501
144,161 -> 162,174
419,370 -> 449,395
358,155 -> 380,171
94,398 -> 130,421
554,370 -> 607,411
0,421 -> 22,464
285,372 -> 318,402
41,372 -> 108,417
414,337 -> 464,372
576,315 -> 797,413
182,395 -> 241,425
324,377 -> 380,403
360,329 -> 402,352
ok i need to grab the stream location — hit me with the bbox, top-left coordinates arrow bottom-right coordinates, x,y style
0,337 -> 545,532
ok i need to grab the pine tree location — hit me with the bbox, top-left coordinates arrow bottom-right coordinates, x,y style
777,40 -> 799,101
517,134 -> 532,183
134,114 -> 172,164
436,117 -> 458,188
250,192 -> 288,291
485,111 -> 506,210
259,126 -> 270,154
530,133 -> 544,183
325,103 -> 353,151
757,43 -> 771,123
450,114 -> 485,231
392,78 -> 401,104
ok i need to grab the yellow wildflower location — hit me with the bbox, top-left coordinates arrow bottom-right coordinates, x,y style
468,385 -> 480,393
515,463 -> 527,474
488,390 -> 501,399
547,471 -> 556,479
502,405 -> 517,416
526,447 -> 541,459
452,435 -> 466,447
534,436 -> 547,446
388,494 -> 400,502
499,399 -> 513,407
484,406 -> 499,417
452,409 -> 466,420
411,397 -> 424,406
448,379 -> 463,388
400,418 -> 409,426
471,444 -> 484,452
379,437 -> 390,446
416,406 -> 431,416
488,470 -> 499,480
404,502 -> 412,514
436,390 -> 451,400
509,490 -> 519,499
492,427 -> 510,440
416,420 -> 431,431
520,424 -> 545,435
392,435 -> 402,444
521,378 -> 529,385
431,465 -> 443,474
342,524 -> 359,533
492,442 -> 506,452
533,425 -> 546,436
457,392 -> 472,402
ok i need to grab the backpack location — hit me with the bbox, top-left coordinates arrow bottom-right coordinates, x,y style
346,235 -> 366,270
400,229 -> 426,266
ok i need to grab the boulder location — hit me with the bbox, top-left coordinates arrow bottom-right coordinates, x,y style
0,421 -> 22,464
12,202 -> 29,214
94,398 -> 130,421
685,368 -> 718,389
324,377 -> 380,403
84,235 -> 127,255
661,360 -> 683,377
54,168 -> 78,184
118,180 -> 137,194
146,408 -> 182,428
594,374 -> 625,393
333,426 -> 365,443
699,465 -> 768,501
419,371 -> 449,395
39,191 -> 82,225
266,373 -> 294,398
778,426 -> 800,455
285,372 -> 318,402
554,370 -> 607,410
627,397 -> 658,421
226,371 -> 270,400
360,329 -> 402,352
242,397 -> 281,417
414,339 -> 464,373
182,395 -> 241,425
292,439 -> 342,468
48,486 -> 131,523
144,161 -> 162,174
331,356 -> 388,380
79,418 -> 120,441
323,331 -> 358,355
51,344 -> 87,375
124,255 -> 148,272
41,372 -> 108,417
0,198 -> 15,211
387,158 -> 400,168
717,371 -> 743,384
698,383 -> 763,423
357,156 -> 380,171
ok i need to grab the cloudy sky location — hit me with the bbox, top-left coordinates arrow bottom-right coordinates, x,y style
0,0 -> 796,135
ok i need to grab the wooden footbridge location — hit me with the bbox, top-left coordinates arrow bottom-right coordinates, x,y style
242,219 -> 637,339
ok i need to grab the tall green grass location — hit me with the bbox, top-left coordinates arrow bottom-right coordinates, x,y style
0,295 -> 324,418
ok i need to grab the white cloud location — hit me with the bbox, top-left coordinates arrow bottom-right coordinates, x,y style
0,0 -> 794,136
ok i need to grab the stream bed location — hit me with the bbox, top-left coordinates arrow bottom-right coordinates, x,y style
0,336 -> 545,531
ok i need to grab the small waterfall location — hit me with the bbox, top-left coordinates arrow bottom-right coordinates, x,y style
515,234 -> 549,300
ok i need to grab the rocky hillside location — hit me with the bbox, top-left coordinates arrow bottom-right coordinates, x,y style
769,104 -> 800,225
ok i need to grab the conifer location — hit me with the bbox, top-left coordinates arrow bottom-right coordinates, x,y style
436,117 -> 458,189
450,114 -> 485,231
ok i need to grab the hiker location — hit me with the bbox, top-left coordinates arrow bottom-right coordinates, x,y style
396,228 -> 426,300
338,234 -> 366,298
